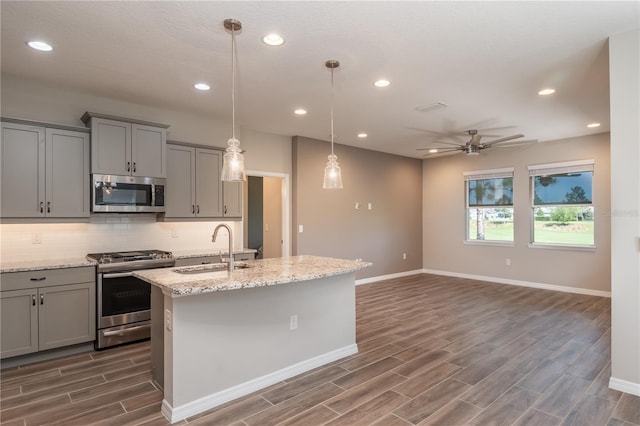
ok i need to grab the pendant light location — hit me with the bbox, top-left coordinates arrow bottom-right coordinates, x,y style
220,18 -> 246,182
322,60 -> 343,189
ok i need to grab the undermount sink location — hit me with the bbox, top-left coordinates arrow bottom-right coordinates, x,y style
173,262 -> 252,274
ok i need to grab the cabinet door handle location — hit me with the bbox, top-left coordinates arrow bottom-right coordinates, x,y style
127,161 -> 131,172
40,294 -> 44,305
192,205 -> 195,214
224,205 -> 227,215
32,294 -> 36,306
47,201 -> 51,213
30,277 -> 46,281
197,205 -> 200,214
133,162 -> 136,173
40,201 -> 44,213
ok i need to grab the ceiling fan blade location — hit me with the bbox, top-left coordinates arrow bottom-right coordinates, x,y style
493,138 -> 538,148
482,134 -> 525,146
422,150 -> 463,158
417,146 -> 462,152
471,133 -> 483,145
433,140 -> 465,147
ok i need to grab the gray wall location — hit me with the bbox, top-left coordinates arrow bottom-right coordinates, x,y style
609,28 -> 640,393
292,136 -> 423,279
422,133 -> 611,293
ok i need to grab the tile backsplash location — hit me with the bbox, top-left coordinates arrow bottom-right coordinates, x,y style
0,215 -> 241,262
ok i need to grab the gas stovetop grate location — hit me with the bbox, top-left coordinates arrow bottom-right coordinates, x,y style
87,249 -> 175,272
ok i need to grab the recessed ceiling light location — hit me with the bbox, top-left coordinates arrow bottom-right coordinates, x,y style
357,133 -> 367,138
294,109 -> 307,115
262,34 -> 285,46
538,88 -> 555,96
374,79 -> 390,88
429,149 -> 438,153
194,83 -> 211,91
587,122 -> 601,128
27,40 -> 53,51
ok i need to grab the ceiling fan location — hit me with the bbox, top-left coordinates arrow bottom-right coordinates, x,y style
417,130 -> 527,156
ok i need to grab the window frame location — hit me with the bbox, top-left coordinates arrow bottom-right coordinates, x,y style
528,159 -> 596,250
463,167 -> 515,246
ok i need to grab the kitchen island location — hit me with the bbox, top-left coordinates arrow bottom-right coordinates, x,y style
134,255 -> 370,424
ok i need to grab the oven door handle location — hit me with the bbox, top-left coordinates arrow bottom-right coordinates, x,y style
102,324 -> 150,336
101,272 -> 135,279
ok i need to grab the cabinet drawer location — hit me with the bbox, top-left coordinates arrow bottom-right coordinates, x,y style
234,253 -> 254,261
0,267 -> 95,291
174,256 -> 221,267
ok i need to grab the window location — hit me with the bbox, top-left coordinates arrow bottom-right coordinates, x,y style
464,168 -> 514,243
529,160 -> 594,247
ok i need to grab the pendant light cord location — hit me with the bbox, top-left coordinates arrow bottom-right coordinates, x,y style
231,25 -> 236,141
330,66 -> 335,155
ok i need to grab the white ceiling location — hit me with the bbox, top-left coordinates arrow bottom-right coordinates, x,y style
1,1 -> 638,159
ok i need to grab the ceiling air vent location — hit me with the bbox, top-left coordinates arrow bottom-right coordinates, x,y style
416,102 -> 448,113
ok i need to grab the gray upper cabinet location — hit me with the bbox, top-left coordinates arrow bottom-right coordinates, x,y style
1,121 -> 90,218
165,143 -> 223,218
196,148 -> 223,217
223,181 -> 243,218
82,112 -> 168,178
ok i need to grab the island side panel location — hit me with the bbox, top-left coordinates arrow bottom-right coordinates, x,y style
168,273 -> 356,409
150,285 -> 164,390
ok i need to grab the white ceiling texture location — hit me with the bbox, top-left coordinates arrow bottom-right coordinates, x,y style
1,1 -> 638,159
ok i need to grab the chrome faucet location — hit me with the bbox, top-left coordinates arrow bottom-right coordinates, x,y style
212,224 -> 234,272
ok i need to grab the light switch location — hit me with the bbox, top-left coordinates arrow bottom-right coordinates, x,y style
368,203 -> 372,210
355,202 -> 360,210
299,225 -> 304,233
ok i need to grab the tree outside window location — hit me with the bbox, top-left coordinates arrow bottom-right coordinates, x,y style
465,169 -> 514,243
529,161 -> 595,247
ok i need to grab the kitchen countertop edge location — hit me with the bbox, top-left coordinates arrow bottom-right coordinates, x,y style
134,255 -> 371,297
1,258 -> 97,273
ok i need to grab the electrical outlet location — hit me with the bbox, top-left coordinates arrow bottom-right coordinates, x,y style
32,233 -> 42,244
298,225 -> 304,233
368,203 -> 373,210
165,309 -> 172,331
355,202 -> 360,210
289,314 -> 298,330
171,229 -> 178,238
506,258 -> 511,266
403,252 -> 407,260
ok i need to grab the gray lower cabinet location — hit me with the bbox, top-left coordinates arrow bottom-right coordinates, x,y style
0,267 -> 96,359
0,122 -> 90,218
165,144 -> 223,218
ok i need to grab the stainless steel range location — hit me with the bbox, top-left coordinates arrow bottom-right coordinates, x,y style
87,249 -> 174,349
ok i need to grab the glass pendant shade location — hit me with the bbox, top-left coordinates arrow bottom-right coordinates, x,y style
323,154 -> 343,189
221,137 -> 246,181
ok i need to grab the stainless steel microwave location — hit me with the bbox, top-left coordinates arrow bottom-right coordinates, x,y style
92,174 -> 165,213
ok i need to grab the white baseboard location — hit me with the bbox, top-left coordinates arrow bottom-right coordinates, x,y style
422,268 -> 611,298
609,377 -> 640,396
356,269 -> 424,286
162,343 -> 358,423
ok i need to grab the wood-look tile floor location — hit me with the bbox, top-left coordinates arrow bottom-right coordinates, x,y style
2,274 -> 639,426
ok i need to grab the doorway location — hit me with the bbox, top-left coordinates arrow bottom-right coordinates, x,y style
244,171 -> 290,259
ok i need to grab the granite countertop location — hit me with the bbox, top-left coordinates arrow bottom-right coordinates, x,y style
172,248 -> 257,259
134,255 -> 371,297
0,258 -> 97,273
